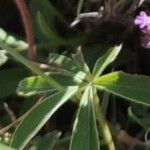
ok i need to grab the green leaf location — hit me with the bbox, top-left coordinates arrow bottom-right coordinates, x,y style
37,12 -> 82,46
93,45 -> 122,78
72,48 -> 90,74
128,105 -> 150,129
29,0 -> 68,45
17,72 -> 80,96
11,86 -> 78,150
0,68 -> 29,98
0,50 -> 8,66
30,130 -> 61,150
94,71 -> 150,106
49,53 -> 86,81
37,12 -> 62,44
30,0 -> 65,24
82,44 -> 112,69
70,86 -> 100,150
0,143 -> 15,150
0,28 -> 28,51
0,42 -> 62,90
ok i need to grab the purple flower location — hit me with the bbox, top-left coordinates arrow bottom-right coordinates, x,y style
134,11 -> 150,48
134,11 -> 150,29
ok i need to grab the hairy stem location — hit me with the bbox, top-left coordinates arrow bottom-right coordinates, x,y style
14,0 -> 37,61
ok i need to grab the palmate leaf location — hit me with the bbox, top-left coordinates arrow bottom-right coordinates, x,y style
94,71 -> 150,106
70,86 -> 100,150
92,45 -> 122,78
17,72 -> 81,96
11,86 -> 78,150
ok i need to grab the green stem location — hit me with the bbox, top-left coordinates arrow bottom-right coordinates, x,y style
93,89 -> 115,150
0,42 -> 62,90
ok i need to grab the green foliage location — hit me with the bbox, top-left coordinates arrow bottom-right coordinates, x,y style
29,0 -> 83,48
48,53 -> 88,79
93,45 -> 122,78
29,0 -> 64,43
37,12 -> 64,45
0,41 -> 62,90
0,50 -> 8,67
37,12 -> 83,46
11,86 -> 78,149
128,105 -> 150,129
17,73 -> 79,96
94,71 -> 150,106
0,27 -> 28,67
0,1 -> 150,150
29,131 -> 61,150
70,86 -> 100,150
0,43 -> 149,150
0,143 -> 15,150
0,28 -> 28,51
29,0 -> 65,27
